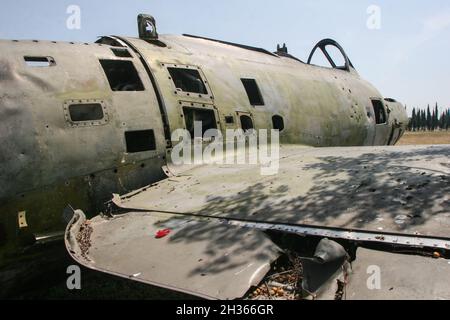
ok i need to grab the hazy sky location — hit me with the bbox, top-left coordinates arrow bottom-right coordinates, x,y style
1,0 -> 449,115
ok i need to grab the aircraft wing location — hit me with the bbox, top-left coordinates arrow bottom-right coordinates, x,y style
65,144 -> 450,299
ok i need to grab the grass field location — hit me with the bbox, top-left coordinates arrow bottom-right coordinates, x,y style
397,131 -> 450,145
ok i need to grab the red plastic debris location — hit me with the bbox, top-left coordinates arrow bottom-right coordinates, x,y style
155,229 -> 171,239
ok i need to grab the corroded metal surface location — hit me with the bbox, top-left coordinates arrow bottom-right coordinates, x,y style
114,144 -> 450,238
0,30 -> 407,252
65,210 -> 281,300
0,14 -> 417,297
346,248 -> 450,300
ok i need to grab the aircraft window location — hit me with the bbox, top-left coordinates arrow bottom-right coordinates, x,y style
183,107 -> 217,138
225,116 -> 234,124
125,129 -> 156,153
99,59 -> 144,91
168,67 -> 207,94
371,99 -> 387,124
24,56 -> 56,67
272,115 -> 285,131
69,104 -> 104,122
240,115 -> 254,131
241,79 -> 264,106
111,48 -> 133,58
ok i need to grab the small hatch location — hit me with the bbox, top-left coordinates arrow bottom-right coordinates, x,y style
241,79 -> 264,106
125,130 -> 156,153
24,56 -> 56,67
225,116 -> 234,124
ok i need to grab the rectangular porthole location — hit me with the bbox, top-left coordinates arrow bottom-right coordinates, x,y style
225,116 -> 234,124
99,59 -> 144,91
125,130 -> 156,153
241,78 -> 264,106
64,99 -> 108,127
24,56 -> 56,67
168,67 -> 208,94
240,114 -> 254,132
69,103 -> 104,122
183,107 -> 217,138
371,99 -> 387,124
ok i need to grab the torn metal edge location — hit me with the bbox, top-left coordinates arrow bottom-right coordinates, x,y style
64,209 -> 281,300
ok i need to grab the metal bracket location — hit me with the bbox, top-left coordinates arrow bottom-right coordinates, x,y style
18,211 -> 28,229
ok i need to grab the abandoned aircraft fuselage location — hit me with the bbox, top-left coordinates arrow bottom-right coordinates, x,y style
0,16 -> 408,283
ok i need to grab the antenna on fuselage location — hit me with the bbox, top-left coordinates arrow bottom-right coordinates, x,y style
138,14 -> 158,40
276,43 -> 288,54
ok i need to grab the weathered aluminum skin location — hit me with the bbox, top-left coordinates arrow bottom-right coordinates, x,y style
114,144 -> 450,238
65,210 -> 282,300
0,29 -> 409,294
122,34 -> 407,147
66,144 -> 450,299
0,34 -> 407,248
347,248 -> 450,300
0,39 -> 167,255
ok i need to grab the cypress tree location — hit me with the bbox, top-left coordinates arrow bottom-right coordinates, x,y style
434,103 -> 439,131
421,109 -> 426,131
432,108 -> 436,131
446,109 -> 450,130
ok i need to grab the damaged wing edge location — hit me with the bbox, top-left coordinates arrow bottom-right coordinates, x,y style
64,209 -> 283,300
64,210 -> 217,299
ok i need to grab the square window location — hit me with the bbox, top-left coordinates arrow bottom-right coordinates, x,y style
225,116 -> 234,124
241,78 -> 264,106
371,99 -> 387,124
125,130 -> 156,153
183,107 -> 217,138
100,59 -> 144,91
168,67 -> 207,94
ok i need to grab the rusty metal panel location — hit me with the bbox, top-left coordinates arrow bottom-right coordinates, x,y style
65,210 -> 281,300
114,144 -> 450,239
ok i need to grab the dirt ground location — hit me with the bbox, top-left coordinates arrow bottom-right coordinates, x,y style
397,131 -> 450,145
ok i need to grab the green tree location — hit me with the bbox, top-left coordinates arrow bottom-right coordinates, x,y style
410,108 -> 416,131
421,109 -> 426,131
434,103 -> 439,130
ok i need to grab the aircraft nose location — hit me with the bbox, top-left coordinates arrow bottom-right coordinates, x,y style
390,100 -> 408,126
